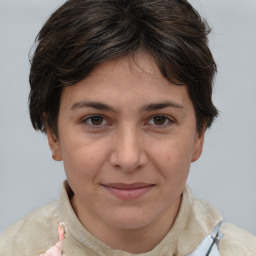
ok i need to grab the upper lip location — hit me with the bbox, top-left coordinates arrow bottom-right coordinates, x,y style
102,183 -> 154,190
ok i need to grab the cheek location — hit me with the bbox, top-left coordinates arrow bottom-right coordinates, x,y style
150,136 -> 195,177
60,138 -> 109,183
159,138 -> 194,162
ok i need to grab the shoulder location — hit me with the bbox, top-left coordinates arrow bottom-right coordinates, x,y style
0,200 -> 60,256
219,223 -> 256,255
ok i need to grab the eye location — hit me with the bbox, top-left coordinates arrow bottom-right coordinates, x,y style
147,115 -> 173,127
82,115 -> 107,126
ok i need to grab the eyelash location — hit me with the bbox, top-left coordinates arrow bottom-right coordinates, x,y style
146,115 -> 174,128
81,114 -> 174,129
81,115 -> 109,128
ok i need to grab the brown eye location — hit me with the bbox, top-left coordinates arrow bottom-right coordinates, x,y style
90,116 -> 104,125
83,115 -> 107,126
153,116 -> 167,125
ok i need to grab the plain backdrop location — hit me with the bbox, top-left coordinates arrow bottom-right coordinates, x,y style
0,0 -> 255,235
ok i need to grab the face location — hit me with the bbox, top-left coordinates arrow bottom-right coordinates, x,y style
47,54 -> 204,240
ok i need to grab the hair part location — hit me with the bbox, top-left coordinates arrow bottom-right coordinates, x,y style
29,0 -> 218,136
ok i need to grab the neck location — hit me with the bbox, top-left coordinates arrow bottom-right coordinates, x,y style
71,195 -> 182,253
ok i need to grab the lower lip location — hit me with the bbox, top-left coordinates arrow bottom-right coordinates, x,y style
103,186 -> 153,200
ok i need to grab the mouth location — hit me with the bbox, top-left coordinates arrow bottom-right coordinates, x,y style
101,183 -> 155,200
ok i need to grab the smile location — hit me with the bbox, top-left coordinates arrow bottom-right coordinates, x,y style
102,183 -> 155,201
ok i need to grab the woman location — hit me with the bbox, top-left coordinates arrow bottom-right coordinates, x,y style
0,0 -> 255,255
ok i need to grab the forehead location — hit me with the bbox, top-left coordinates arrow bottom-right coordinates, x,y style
59,54 -> 191,111
82,53 -> 167,89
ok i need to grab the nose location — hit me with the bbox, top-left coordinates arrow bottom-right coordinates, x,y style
109,126 -> 147,172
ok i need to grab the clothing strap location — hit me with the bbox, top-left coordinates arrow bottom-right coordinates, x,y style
186,222 -> 224,256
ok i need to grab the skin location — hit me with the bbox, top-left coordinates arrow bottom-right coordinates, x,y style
47,54 -> 205,253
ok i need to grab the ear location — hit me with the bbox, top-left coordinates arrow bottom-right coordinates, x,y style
46,126 -> 62,162
191,130 -> 205,163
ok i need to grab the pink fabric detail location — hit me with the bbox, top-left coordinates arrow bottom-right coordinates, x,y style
39,223 -> 66,256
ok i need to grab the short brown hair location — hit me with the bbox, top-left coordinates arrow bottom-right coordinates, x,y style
29,0 -> 218,135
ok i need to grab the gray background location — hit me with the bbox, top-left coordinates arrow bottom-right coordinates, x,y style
0,0 -> 255,235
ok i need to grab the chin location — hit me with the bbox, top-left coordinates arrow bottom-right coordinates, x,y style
105,208 -> 154,230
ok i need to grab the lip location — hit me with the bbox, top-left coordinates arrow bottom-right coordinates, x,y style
102,183 -> 155,201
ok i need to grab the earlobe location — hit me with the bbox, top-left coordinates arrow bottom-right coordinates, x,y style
191,132 -> 205,163
46,127 -> 62,162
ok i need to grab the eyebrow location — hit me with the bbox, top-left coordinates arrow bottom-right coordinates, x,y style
71,101 -> 117,112
70,100 -> 184,113
139,101 -> 184,112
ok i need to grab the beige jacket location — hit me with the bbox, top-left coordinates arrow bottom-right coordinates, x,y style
0,182 -> 255,256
